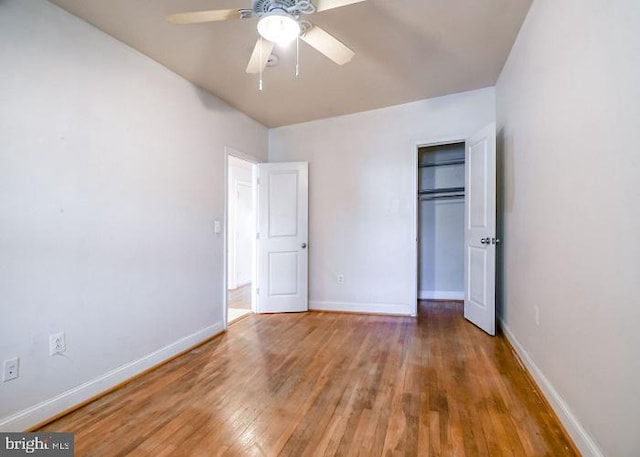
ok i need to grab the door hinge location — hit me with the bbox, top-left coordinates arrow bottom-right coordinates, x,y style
256,287 -> 259,295
256,232 -> 260,240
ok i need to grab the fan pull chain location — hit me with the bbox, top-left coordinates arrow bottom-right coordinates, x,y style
296,35 -> 300,77
259,37 -> 264,91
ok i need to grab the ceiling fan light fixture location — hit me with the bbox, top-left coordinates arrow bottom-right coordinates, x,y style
257,11 -> 300,45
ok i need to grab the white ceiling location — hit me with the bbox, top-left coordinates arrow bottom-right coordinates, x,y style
49,0 -> 532,127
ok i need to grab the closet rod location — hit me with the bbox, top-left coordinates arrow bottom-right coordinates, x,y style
418,159 -> 465,168
418,186 -> 465,195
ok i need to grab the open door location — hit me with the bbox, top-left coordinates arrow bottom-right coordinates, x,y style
225,153 -> 256,326
257,162 -> 308,313
464,124 -> 497,335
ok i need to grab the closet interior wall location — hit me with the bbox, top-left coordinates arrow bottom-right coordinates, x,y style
418,143 -> 466,301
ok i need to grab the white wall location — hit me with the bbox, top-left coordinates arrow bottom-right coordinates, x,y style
269,88 -> 495,315
496,0 -> 640,456
0,0 -> 267,430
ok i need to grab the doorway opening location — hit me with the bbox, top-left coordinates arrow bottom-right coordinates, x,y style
227,155 -> 257,325
416,142 -> 466,314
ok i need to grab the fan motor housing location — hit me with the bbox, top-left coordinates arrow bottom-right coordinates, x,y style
252,0 -> 316,16
254,0 -> 296,13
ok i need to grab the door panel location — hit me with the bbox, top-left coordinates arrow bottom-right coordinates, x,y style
268,172 -> 299,237
464,124 -> 496,335
268,251 -> 299,295
469,141 -> 488,227
468,247 -> 487,306
258,162 -> 308,313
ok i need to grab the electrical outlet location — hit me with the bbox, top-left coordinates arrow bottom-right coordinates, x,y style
337,274 -> 344,285
3,358 -> 19,382
49,332 -> 66,356
534,306 -> 540,326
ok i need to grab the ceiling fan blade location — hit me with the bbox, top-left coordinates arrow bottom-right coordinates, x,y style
301,25 -> 354,65
246,38 -> 275,74
315,0 -> 366,12
166,9 -> 241,25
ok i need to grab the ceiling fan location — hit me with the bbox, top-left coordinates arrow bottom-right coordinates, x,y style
166,0 -> 366,75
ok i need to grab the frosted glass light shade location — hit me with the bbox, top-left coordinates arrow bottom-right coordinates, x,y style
257,12 -> 300,45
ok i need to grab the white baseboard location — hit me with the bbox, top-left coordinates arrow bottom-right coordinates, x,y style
0,322 -> 225,432
499,319 -> 604,457
418,290 -> 464,300
309,300 -> 412,316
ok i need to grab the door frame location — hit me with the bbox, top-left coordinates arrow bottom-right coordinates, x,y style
223,147 -> 259,330
410,134 -> 467,317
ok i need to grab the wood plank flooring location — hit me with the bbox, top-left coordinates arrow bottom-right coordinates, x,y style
39,301 -> 578,456
228,284 -> 252,323
228,284 -> 252,310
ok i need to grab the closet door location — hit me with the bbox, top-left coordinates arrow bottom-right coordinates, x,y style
464,124 -> 497,335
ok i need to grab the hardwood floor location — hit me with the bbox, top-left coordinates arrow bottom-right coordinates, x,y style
39,301 -> 577,456
228,284 -> 252,310
228,284 -> 252,324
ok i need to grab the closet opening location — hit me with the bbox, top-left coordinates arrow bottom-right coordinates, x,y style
417,142 -> 466,313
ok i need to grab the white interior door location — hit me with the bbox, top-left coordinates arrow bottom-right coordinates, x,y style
257,162 -> 308,313
464,123 -> 497,335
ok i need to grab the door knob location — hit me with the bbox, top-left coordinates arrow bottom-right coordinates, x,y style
492,238 -> 501,244
301,243 -> 307,249
480,238 -> 487,244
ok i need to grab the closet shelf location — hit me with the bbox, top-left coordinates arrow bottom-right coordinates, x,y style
418,186 -> 465,195
418,159 -> 465,168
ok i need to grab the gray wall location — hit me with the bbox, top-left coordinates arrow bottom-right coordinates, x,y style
496,0 -> 640,455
